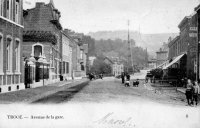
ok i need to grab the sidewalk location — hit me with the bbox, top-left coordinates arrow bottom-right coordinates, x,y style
0,79 -> 89,104
177,88 -> 186,94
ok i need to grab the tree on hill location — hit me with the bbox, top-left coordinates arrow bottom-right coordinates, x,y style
90,56 -> 112,75
94,38 -> 147,68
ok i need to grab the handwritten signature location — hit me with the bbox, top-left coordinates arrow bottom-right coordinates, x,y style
94,112 -> 135,127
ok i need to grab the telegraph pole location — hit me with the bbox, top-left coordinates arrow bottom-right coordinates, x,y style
197,12 -> 199,82
127,20 -> 134,74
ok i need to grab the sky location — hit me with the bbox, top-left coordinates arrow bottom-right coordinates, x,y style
24,0 -> 200,34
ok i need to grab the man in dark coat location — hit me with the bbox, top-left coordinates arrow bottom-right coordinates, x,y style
121,73 -> 125,84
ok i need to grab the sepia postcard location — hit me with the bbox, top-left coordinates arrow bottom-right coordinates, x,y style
0,0 -> 200,128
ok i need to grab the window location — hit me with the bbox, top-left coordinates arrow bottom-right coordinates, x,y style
0,0 -> 4,16
80,50 -> 83,59
63,62 -> 65,74
34,45 -> 42,58
15,0 -> 19,23
6,0 -> 11,19
0,34 -> 3,72
6,38 -> 12,71
15,40 -> 20,72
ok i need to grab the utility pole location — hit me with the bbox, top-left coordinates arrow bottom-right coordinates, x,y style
197,11 -> 199,82
127,20 -> 134,74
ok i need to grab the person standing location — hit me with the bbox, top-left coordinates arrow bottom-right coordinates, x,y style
193,81 -> 200,106
126,73 -> 130,81
185,79 -> 193,106
121,73 -> 125,84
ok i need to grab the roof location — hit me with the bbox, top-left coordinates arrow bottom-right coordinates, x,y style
23,30 -> 57,44
24,2 -> 62,31
195,4 -> 200,12
168,36 -> 180,47
178,16 -> 191,28
104,57 -> 114,64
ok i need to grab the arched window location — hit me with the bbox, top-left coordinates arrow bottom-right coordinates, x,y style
6,36 -> 12,72
15,39 -> 20,72
32,43 -> 44,60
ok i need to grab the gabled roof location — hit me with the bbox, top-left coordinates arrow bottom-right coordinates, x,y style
104,56 -> 114,64
168,36 -> 180,47
195,4 -> 200,12
178,16 -> 191,28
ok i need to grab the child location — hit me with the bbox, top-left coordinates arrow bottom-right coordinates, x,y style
185,79 -> 193,106
193,81 -> 200,106
125,80 -> 130,87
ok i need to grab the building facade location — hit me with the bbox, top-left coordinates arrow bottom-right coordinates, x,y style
156,42 -> 169,67
112,62 -> 124,76
166,14 -> 197,80
148,58 -> 157,69
63,29 -> 88,79
23,1 -> 62,88
61,32 -> 72,80
0,0 -> 24,93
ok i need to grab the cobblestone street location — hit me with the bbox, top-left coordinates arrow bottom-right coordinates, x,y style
68,77 -> 188,106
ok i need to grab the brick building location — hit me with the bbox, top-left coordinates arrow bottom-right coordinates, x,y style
22,1 -> 62,87
0,0 -> 24,93
164,14 -> 197,80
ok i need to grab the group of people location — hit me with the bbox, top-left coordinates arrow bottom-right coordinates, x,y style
185,79 -> 200,106
121,73 -> 130,86
121,73 -> 139,87
88,73 -> 103,81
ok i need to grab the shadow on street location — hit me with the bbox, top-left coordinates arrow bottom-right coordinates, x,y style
32,81 -> 89,104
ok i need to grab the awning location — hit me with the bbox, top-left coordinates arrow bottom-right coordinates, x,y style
157,61 -> 168,69
163,54 -> 185,69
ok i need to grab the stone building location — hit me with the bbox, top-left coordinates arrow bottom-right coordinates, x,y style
22,1 -> 62,88
0,0 -> 24,93
63,29 -> 88,79
61,32 -> 73,80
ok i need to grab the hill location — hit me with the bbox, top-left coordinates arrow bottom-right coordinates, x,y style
88,30 -> 178,56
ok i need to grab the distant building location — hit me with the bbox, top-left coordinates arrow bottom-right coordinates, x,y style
112,62 -> 124,76
0,0 -> 24,93
156,42 -> 169,67
148,58 -> 157,69
104,57 -> 114,65
103,56 -> 124,76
